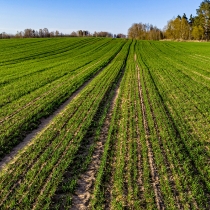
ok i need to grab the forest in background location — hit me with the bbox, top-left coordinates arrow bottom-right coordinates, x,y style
164,0 -> 210,40
1,0 -> 210,41
128,0 -> 210,40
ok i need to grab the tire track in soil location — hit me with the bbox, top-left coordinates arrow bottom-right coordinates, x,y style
0,51 -> 124,208
0,55 -> 117,171
70,69 -> 124,210
31,101 -> 97,210
136,59 -> 165,210
134,100 -> 144,202
0,73 -> 109,208
0,52 -> 121,207
125,92 -> 131,208
19,91 -> 99,207
141,67 -> 183,209
134,53 -> 145,203
0,75 -> 104,207
104,118 -> 118,210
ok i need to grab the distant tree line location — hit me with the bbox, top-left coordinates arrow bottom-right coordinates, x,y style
164,0 -> 210,40
0,28 -> 64,39
128,0 -> 210,41
0,28 -> 126,39
2,1 -> 209,41
73,30 -> 114,37
128,23 -> 163,40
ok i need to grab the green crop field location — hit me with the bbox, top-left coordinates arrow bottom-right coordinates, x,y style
0,38 -> 209,209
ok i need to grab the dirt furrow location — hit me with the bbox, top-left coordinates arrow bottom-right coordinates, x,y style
0,58 -> 119,206
142,68 -> 183,209
134,53 -> 144,200
134,54 -> 144,201
31,102 -> 96,210
0,81 -> 87,171
192,71 -> 210,80
1,69 -> 110,207
134,100 -> 144,200
70,71 -> 122,210
136,62 -> 164,210
0,58 -> 117,171
0,90 -> 98,207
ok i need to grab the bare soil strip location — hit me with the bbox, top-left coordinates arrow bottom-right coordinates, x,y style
23,93 -> 98,207
31,104 -> 96,210
0,59 -> 120,207
136,61 -> 164,210
0,59 -> 114,171
70,71 -> 123,210
123,91 -> 130,208
134,55 -> 144,201
134,100 -> 144,201
0,77 -> 105,207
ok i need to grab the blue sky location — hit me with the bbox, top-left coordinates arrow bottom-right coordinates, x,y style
0,0 -> 202,35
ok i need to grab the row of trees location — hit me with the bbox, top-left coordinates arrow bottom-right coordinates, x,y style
128,23 -> 163,40
164,0 -> 210,40
0,28 -> 126,39
65,30 -> 126,38
0,28 -> 62,39
1,1 -> 209,41
128,0 -> 210,41
74,30 -> 114,37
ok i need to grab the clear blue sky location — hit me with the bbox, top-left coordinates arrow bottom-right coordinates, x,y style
0,0 -> 202,35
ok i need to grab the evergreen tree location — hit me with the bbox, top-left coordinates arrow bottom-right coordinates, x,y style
196,0 -> 210,40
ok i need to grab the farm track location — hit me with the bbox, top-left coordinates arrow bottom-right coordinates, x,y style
134,54 -> 144,205
134,100 -> 144,203
0,59 -> 123,205
0,39 -> 113,114
70,67 -> 123,210
104,136 -> 117,210
31,98 -> 98,210
1,87 -> 96,206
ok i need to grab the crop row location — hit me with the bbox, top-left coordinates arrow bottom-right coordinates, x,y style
0,39 -> 209,209
139,41 -> 210,188
90,41 -> 156,209
0,40 -> 131,209
0,39 -> 126,159
0,38 -> 95,65
90,40 -> 209,209
0,38 -> 111,97
136,41 -> 209,208
50,49 -> 125,209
